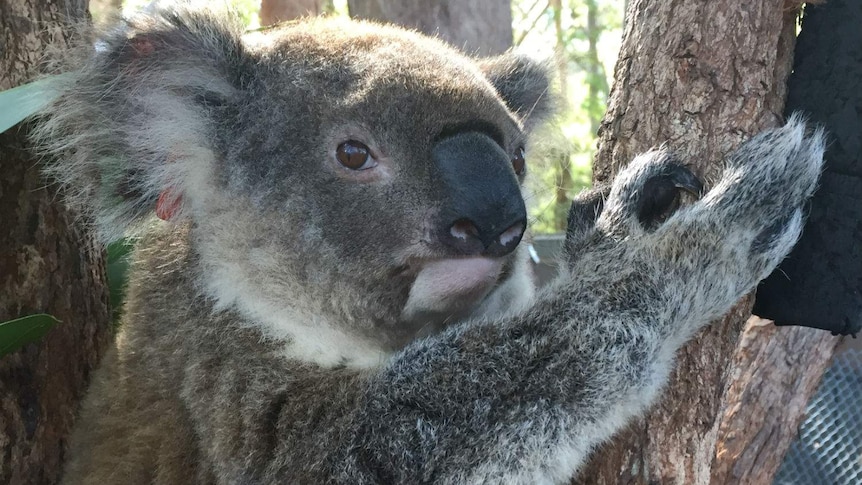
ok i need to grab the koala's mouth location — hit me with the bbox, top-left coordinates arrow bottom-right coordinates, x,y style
399,256 -> 505,333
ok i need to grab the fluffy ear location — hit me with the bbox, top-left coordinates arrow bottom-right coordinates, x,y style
477,53 -> 555,132
31,8 -> 248,243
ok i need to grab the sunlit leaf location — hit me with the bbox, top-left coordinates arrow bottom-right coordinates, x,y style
0,75 -> 67,134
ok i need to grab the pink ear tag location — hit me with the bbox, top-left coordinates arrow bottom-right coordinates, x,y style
156,188 -> 182,221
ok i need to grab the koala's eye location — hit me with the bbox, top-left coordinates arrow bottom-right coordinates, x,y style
336,140 -> 376,170
512,147 -> 526,175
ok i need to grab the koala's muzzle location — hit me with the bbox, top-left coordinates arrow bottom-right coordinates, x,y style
432,132 -> 527,258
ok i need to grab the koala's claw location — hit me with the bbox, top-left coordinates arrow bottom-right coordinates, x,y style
635,163 -> 703,228
595,150 -> 704,238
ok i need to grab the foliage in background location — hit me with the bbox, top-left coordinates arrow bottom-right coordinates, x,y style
514,0 -> 622,233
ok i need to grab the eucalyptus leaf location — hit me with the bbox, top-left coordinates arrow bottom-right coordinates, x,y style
0,75 -> 68,134
0,314 -> 61,357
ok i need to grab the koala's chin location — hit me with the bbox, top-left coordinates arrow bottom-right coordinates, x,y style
400,251 -> 531,337
399,244 -> 537,339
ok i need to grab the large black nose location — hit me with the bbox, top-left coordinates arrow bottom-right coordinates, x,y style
432,132 -> 527,258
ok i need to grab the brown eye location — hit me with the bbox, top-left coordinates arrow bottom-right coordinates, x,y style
512,147 -> 526,175
336,140 -> 374,170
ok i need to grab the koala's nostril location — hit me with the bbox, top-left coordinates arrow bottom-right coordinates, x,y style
484,219 -> 526,258
441,218 -> 485,256
498,222 -> 525,248
450,219 -> 481,242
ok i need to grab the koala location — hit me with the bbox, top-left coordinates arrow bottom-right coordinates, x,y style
31,7 -> 825,485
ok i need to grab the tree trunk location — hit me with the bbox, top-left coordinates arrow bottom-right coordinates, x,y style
710,319 -> 837,484
0,1 -> 112,485
259,0 -> 325,26
347,0 -> 513,56
577,1 -> 839,484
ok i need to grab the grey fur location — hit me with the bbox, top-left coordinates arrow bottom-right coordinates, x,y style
30,7 -> 824,485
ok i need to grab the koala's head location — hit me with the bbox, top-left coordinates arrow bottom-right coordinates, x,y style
35,9 -> 553,366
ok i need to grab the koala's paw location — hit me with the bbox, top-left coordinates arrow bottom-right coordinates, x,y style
593,116 -> 824,323
709,114 -> 825,229
699,115 -> 825,272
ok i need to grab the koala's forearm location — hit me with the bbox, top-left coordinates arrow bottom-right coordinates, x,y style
180,276 -> 671,484
335,285 -> 671,484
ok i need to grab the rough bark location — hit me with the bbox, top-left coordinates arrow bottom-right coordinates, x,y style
347,0 -> 513,56
0,1 -> 112,484
577,1 -> 838,484
594,2 -> 790,184
259,0 -> 324,26
711,319 -> 838,484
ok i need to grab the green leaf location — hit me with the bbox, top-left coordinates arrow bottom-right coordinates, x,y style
0,75 -> 68,134
0,314 -> 61,357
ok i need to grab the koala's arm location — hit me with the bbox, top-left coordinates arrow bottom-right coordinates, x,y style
180,119 -> 824,484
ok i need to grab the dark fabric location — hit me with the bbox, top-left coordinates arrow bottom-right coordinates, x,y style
753,0 -> 862,336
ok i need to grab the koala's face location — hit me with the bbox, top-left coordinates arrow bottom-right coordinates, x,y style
183,19 -> 552,354
40,12 -> 551,363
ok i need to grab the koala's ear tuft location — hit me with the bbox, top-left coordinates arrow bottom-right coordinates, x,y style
31,8 -> 249,242
477,53 -> 556,132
